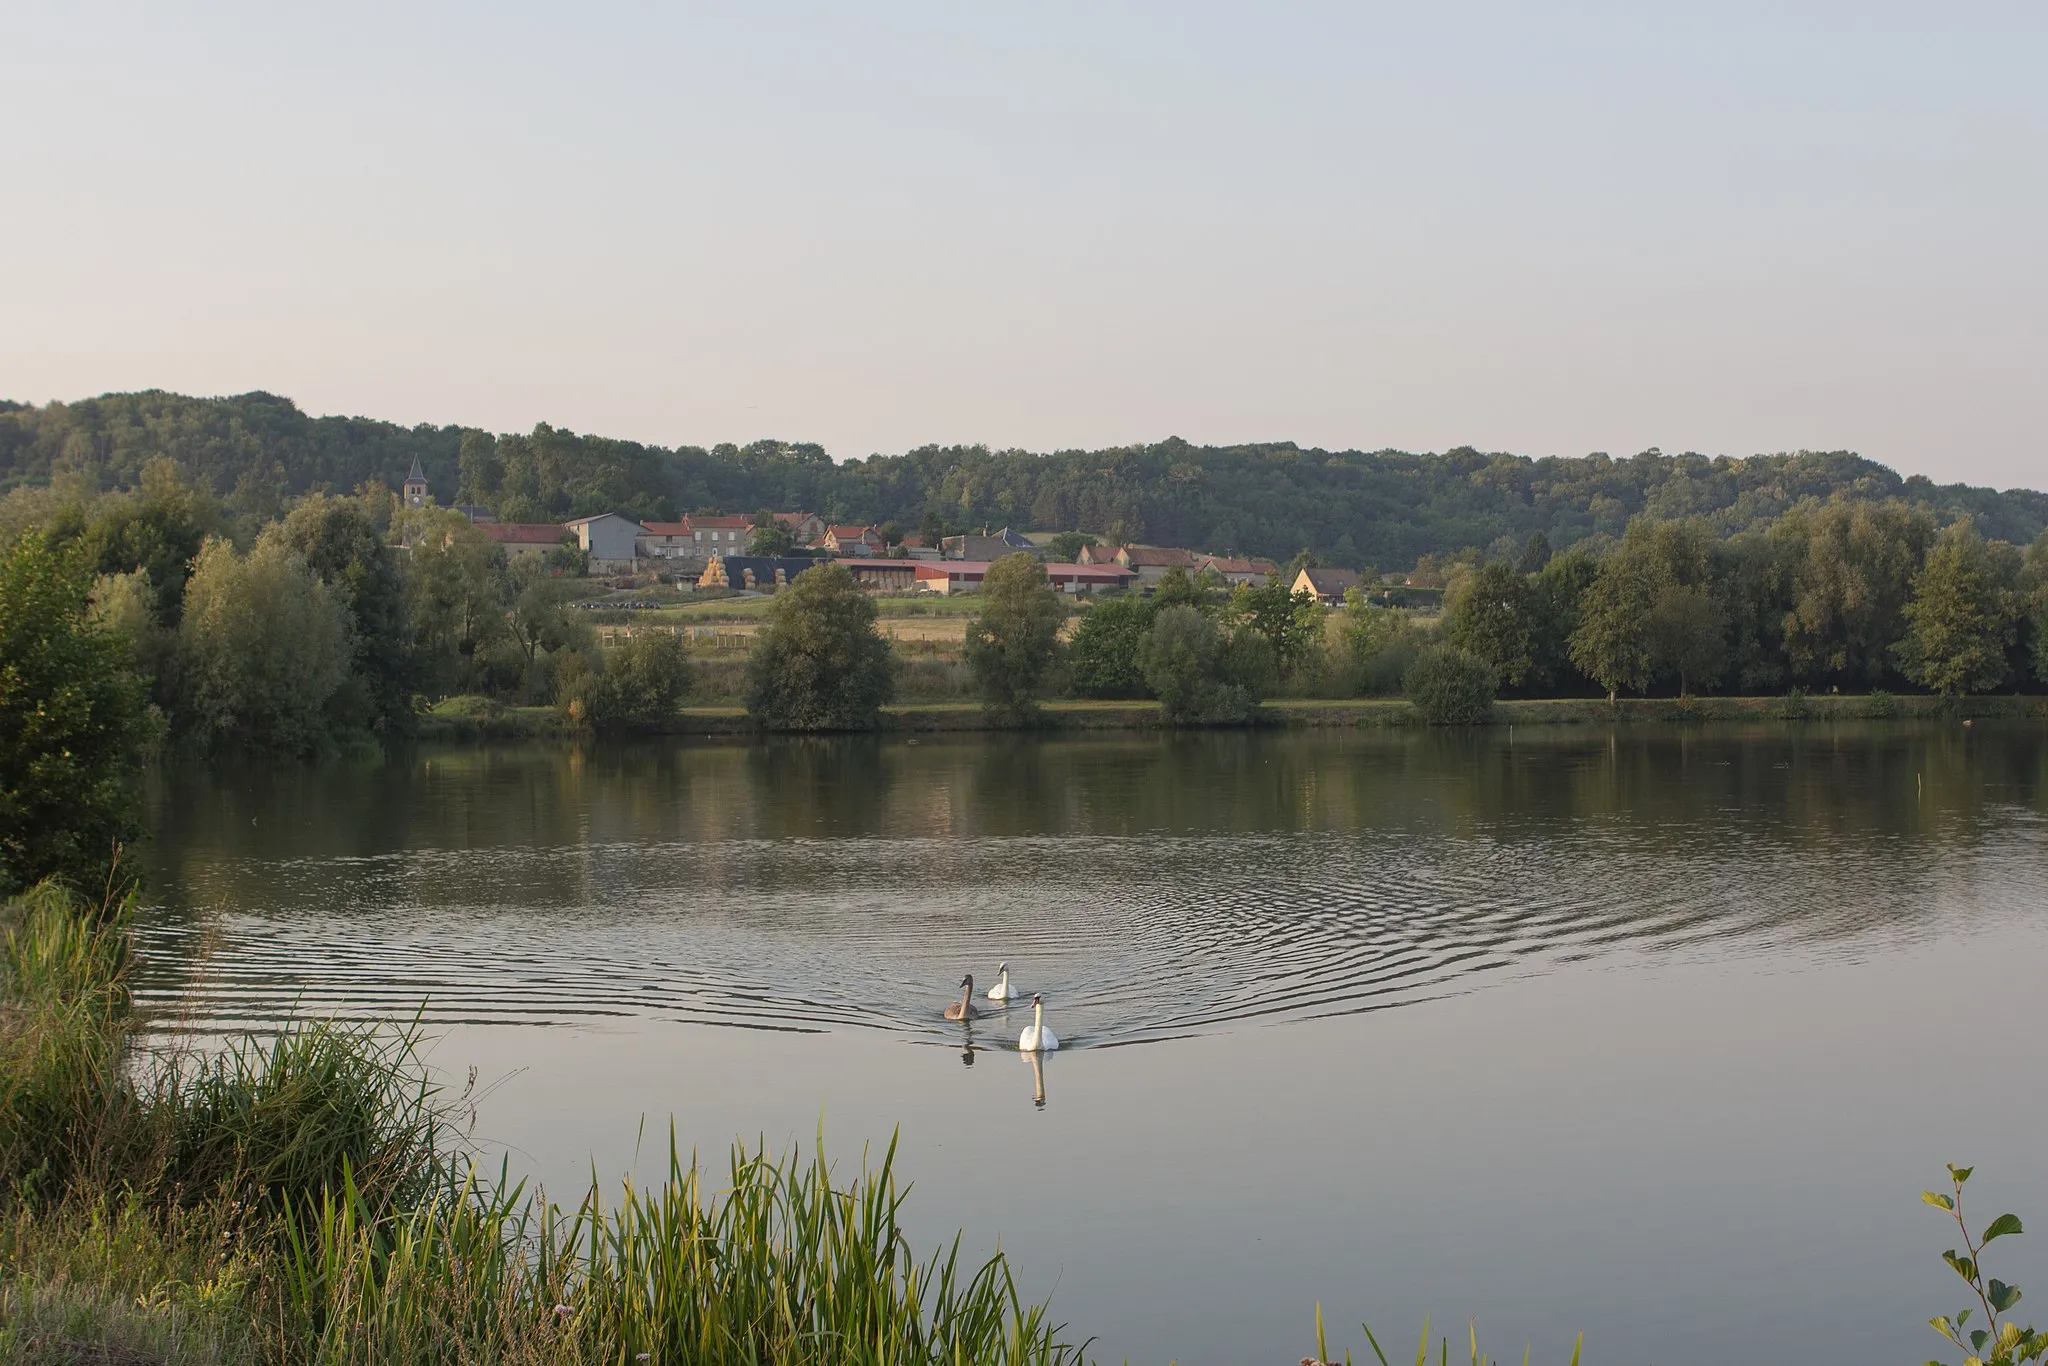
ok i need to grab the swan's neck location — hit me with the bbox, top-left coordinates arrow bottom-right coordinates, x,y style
959,983 -> 971,1012
1033,1000 -> 1043,1033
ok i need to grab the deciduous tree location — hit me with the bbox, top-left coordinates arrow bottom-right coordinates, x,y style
965,554 -> 1066,724
1895,521 -> 2018,696
744,564 -> 895,730
1442,562 -> 1538,688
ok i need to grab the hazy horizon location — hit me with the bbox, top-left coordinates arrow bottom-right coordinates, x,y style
7,3 -> 2043,486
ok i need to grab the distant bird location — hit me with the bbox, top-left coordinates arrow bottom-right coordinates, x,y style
944,975 -> 980,1021
986,962 -> 1019,1001
1018,994 -> 1060,1052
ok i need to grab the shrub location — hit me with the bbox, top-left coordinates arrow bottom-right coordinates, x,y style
1404,645 -> 1497,724
1138,607 -> 1273,725
0,537 -> 151,895
1067,595 -> 1153,698
744,565 -> 895,731
559,632 -> 693,730
1336,602 -> 1420,696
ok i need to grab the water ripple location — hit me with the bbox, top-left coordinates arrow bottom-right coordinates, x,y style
132,819 -> 2048,1048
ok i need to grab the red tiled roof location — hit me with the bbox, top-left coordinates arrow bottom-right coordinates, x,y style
1199,556 -> 1274,575
476,523 -> 564,545
688,514 -> 751,529
640,522 -> 690,535
829,525 -> 875,539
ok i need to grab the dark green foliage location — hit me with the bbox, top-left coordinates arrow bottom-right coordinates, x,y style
1138,606 -> 1273,725
0,538 -> 150,894
1529,549 -> 1599,693
1067,595 -> 1155,698
744,565 -> 895,730
1442,563 -> 1539,687
1516,530 -> 1553,575
560,633 -> 694,730
964,555 -> 1067,724
1044,531 -> 1096,562
0,391 -> 463,511
1897,520 -> 2019,696
1228,582 -> 1323,680
1776,500 -> 1934,688
406,512 -> 512,697
1404,644 -> 1498,724
1646,583 -> 1728,697
19,392 -> 2047,571
747,509 -> 795,556
1150,564 -> 1220,614
1337,599 -> 1421,696
274,493 -> 414,733
1569,550 -> 1658,701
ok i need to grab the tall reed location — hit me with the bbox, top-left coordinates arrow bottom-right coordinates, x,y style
281,1130 -> 1082,1364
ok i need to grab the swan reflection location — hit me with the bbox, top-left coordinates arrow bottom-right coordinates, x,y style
1025,1049 -> 1045,1109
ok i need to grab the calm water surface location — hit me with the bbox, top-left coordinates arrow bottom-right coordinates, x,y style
137,724 -> 2048,1364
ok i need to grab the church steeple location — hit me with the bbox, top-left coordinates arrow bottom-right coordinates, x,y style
403,457 -> 429,508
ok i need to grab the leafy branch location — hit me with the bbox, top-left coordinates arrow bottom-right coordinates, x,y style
1926,1163 -> 2042,1365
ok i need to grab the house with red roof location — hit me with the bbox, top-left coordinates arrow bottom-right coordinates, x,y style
1111,545 -> 1198,587
1196,555 -> 1280,587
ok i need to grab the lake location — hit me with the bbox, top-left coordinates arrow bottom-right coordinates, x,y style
135,723 -> 2048,1364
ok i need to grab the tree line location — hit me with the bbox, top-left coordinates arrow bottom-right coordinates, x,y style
1433,507 -> 2048,703
8,390 -> 2047,572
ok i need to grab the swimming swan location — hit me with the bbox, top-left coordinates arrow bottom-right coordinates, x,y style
986,962 -> 1019,1001
1018,994 -> 1060,1052
944,975 -> 980,1022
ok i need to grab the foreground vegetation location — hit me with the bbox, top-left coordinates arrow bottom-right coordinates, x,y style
0,882 -> 1086,1365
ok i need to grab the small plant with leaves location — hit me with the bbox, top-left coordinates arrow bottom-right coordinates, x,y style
1926,1163 -> 2043,1365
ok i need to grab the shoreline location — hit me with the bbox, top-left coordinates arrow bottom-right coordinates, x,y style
414,692 -> 2048,741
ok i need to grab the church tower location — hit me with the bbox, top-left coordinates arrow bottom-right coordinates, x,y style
403,457 -> 429,508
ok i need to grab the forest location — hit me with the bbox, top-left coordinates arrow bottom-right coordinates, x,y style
6,389 -> 2047,569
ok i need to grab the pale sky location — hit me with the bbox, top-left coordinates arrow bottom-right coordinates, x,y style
6,3 -> 2044,486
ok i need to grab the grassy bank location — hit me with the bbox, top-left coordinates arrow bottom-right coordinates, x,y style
418,690 -> 2048,740
0,884 -> 1086,1365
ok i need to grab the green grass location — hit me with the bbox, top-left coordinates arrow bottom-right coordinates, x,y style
1,883 -> 1090,1365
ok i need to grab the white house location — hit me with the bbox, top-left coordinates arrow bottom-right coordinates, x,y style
564,513 -> 649,565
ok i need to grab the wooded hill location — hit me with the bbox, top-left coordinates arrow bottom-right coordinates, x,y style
5,389 -> 2044,569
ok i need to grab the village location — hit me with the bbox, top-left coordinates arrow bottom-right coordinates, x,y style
410,458 -> 1396,609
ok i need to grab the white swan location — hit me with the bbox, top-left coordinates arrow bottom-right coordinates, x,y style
986,962 -> 1019,1001
1018,994 -> 1060,1052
